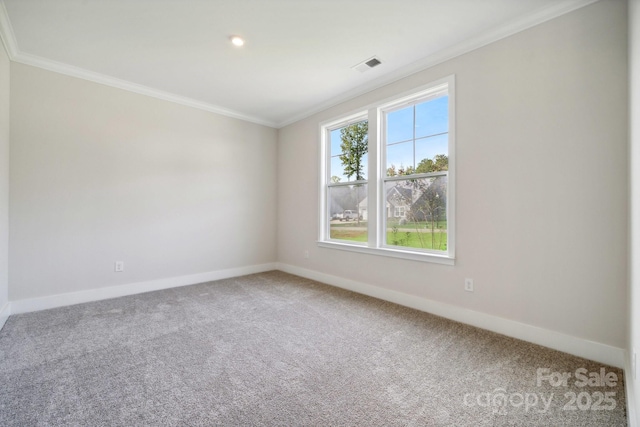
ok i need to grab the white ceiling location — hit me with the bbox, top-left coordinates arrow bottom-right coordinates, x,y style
0,0 -> 596,128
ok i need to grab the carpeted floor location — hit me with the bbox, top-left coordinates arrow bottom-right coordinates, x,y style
0,271 -> 627,426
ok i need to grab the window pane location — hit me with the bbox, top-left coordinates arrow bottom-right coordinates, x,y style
386,106 -> 414,144
386,141 -> 413,176
415,96 -> 448,139
330,156 -> 347,183
384,176 -> 447,251
330,120 -> 368,181
415,134 -> 448,173
328,184 -> 368,242
330,129 -> 343,156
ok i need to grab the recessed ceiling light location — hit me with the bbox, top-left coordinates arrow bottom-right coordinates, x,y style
230,36 -> 245,47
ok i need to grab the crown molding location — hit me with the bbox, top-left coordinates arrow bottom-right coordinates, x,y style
0,1 -> 278,128
12,52 -> 279,128
274,0 -> 600,128
0,0 -> 17,57
0,0 -> 598,129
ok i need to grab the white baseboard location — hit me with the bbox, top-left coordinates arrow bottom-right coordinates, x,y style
0,301 -> 10,331
9,263 -> 278,315
276,263 -> 625,369
5,261 -> 626,369
626,351 -> 638,427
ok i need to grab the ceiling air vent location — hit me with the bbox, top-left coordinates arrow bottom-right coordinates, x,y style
352,56 -> 382,73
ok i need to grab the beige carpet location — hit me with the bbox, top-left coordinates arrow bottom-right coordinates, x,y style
0,271 -> 627,426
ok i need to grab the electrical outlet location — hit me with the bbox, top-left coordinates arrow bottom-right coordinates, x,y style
304,250 -> 309,259
114,261 -> 124,272
464,278 -> 474,292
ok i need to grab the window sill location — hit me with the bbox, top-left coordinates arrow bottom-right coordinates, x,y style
317,241 -> 455,265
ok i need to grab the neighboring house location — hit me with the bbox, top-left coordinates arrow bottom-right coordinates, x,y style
409,176 -> 447,222
359,178 -> 446,222
359,186 -> 413,221
386,186 -> 414,221
358,198 -> 368,220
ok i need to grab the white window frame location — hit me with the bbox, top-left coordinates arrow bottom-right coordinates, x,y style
318,75 -> 455,265
319,112 -> 369,246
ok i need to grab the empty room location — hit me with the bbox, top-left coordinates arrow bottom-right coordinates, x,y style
1,0 -> 639,425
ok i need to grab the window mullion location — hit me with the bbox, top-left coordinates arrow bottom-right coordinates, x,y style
367,107 -> 378,249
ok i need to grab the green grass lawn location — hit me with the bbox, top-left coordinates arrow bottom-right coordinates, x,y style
329,228 -> 368,242
331,220 -> 446,229
330,227 -> 447,250
330,221 -> 368,228
387,230 -> 447,250
386,220 -> 447,229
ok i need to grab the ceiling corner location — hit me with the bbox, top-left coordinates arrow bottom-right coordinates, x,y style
0,0 -> 18,58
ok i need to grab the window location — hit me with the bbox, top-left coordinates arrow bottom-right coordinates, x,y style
382,86 -> 449,253
320,76 -> 454,264
325,116 -> 368,243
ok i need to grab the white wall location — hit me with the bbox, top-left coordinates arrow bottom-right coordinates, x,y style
9,62 -> 278,301
0,38 -> 9,322
277,0 -> 628,349
629,0 -> 640,423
